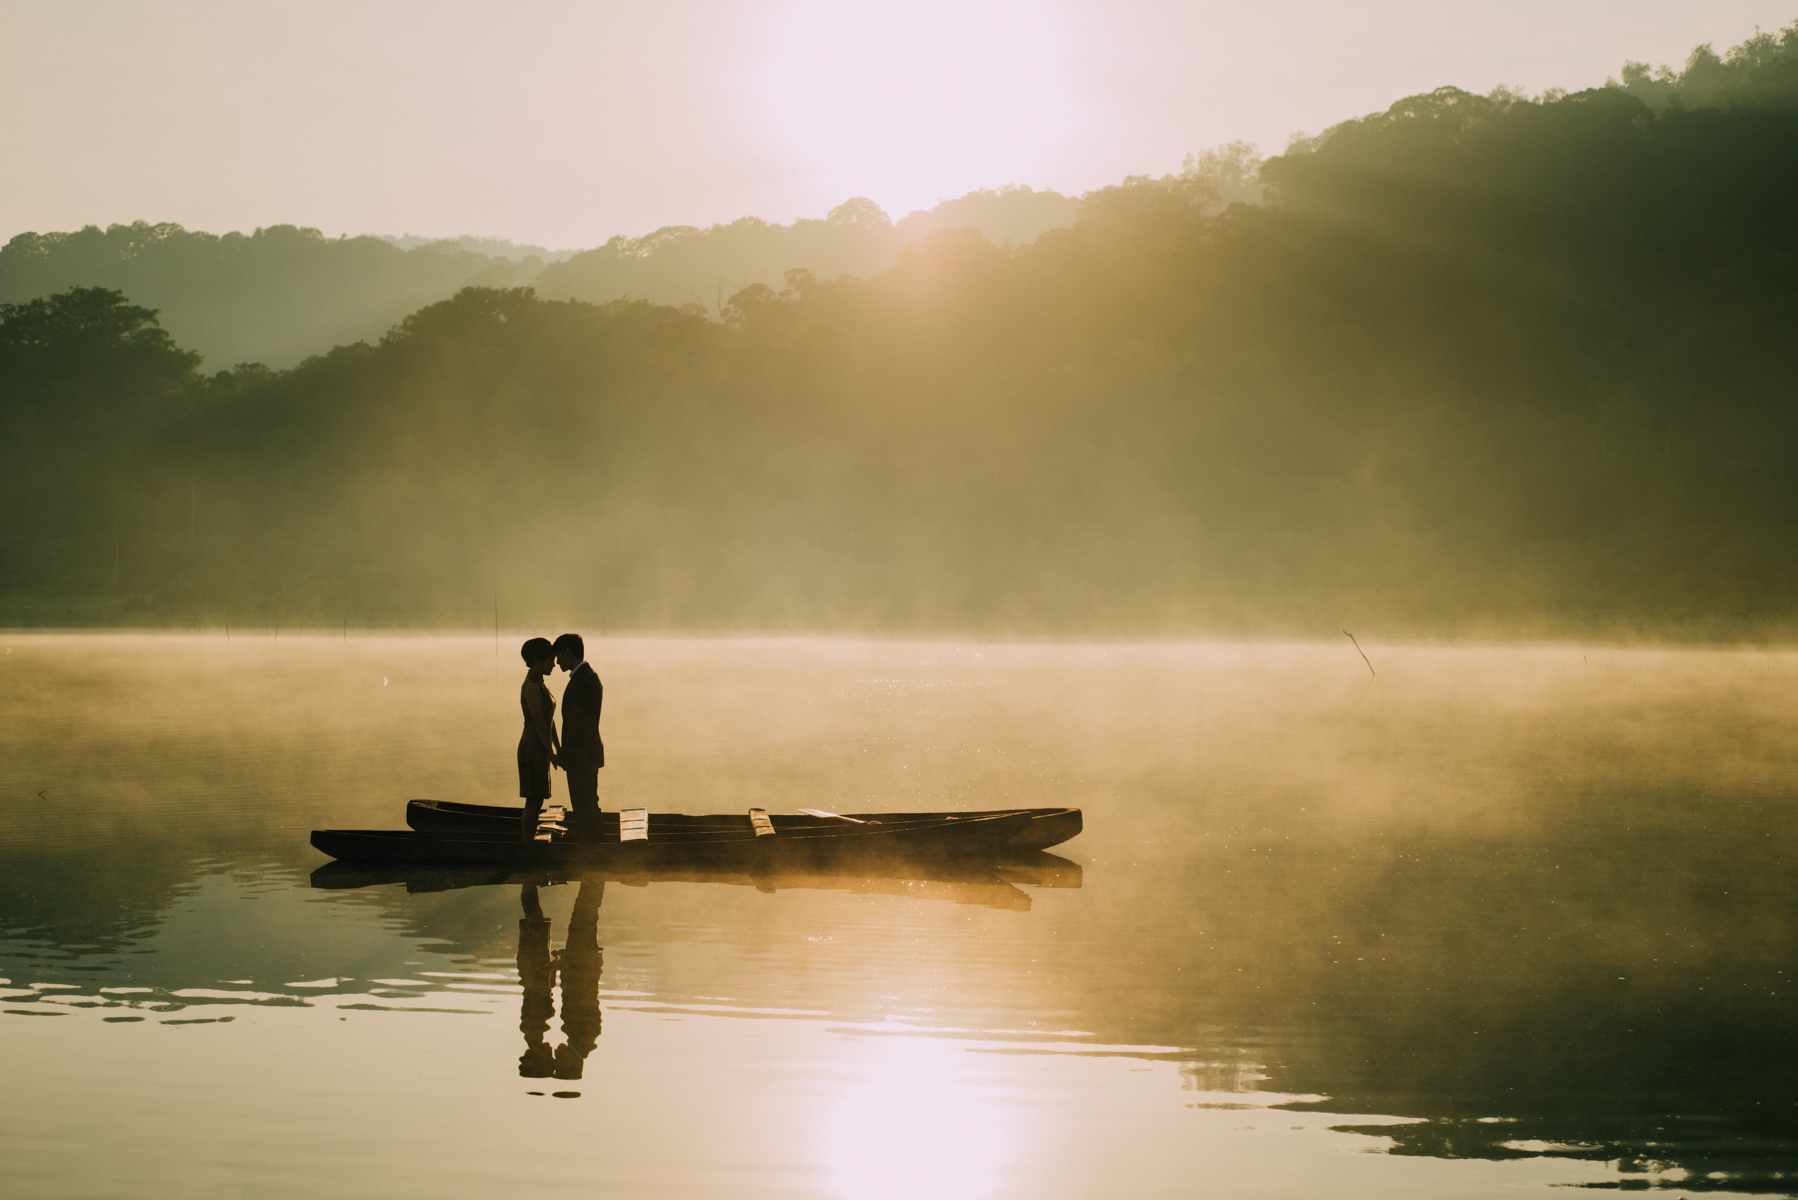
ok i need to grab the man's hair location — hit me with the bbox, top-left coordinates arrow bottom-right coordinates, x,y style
553,632 -> 584,659
520,637 -> 554,665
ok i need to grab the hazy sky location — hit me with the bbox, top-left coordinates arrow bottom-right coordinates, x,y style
4,0 -> 1792,248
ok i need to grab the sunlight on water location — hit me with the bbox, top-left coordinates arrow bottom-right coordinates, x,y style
0,633 -> 1794,1198
822,1037 -> 1012,1200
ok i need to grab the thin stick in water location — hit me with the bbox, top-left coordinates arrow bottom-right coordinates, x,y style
1343,630 -> 1375,679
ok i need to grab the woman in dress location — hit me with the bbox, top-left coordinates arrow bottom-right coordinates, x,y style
518,637 -> 562,840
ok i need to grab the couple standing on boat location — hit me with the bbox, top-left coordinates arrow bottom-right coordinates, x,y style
518,633 -> 604,841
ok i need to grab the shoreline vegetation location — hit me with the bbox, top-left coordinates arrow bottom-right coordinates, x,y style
4,22 -> 1797,640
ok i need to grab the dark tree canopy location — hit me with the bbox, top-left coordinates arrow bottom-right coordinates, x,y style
0,286 -> 199,392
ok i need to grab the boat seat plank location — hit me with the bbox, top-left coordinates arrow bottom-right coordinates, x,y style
619,808 -> 649,842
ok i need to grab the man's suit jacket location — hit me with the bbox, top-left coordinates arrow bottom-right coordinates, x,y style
561,662 -> 605,769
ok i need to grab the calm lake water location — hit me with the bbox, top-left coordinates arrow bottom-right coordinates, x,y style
1,633 -> 1794,1199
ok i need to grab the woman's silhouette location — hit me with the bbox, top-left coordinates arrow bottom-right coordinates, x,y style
518,637 -> 562,841
516,881 -> 556,1078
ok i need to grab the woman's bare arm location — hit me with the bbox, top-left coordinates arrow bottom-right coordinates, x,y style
523,680 -> 562,766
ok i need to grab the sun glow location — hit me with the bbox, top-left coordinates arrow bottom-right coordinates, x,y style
819,1036 -> 1015,1200
754,0 -> 1083,216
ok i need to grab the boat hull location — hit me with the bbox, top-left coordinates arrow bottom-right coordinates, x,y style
312,811 -> 1033,866
403,799 -> 1082,851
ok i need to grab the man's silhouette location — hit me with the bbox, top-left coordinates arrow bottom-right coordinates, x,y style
554,633 -> 604,840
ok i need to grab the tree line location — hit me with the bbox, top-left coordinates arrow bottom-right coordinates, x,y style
0,188 -> 1082,371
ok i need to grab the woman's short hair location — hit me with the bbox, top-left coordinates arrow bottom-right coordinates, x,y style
520,637 -> 555,665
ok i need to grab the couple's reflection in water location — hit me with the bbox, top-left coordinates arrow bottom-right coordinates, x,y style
309,853 -> 1080,1092
516,877 -> 603,1082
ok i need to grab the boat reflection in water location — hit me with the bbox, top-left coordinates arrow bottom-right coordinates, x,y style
309,853 -> 1081,911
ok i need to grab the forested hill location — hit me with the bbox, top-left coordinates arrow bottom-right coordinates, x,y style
0,225 -> 537,371
0,188 -> 1080,370
375,234 -> 578,262
3,23 -> 1797,635
531,187 -> 1079,311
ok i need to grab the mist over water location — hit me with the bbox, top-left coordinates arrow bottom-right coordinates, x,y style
2,633 -> 1793,1198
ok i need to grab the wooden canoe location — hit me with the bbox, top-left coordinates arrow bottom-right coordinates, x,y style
403,799 -> 1083,851
311,810 -> 1033,866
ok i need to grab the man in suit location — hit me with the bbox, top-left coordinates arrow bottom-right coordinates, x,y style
554,632 -> 604,838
